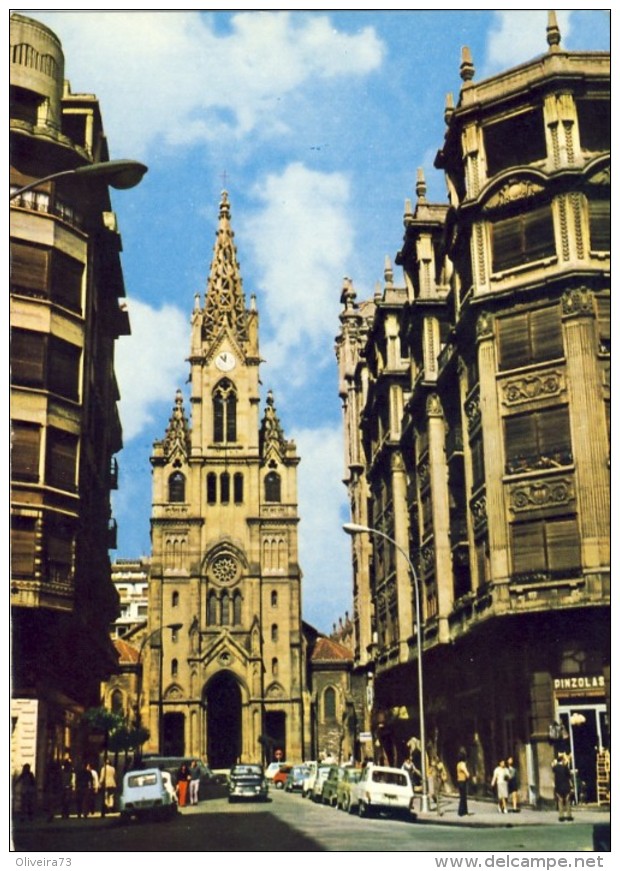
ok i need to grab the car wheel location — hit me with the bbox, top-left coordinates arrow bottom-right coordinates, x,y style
358,801 -> 369,818
347,800 -> 355,815
275,781 -> 284,790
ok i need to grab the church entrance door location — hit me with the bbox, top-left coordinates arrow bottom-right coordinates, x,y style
205,672 -> 242,769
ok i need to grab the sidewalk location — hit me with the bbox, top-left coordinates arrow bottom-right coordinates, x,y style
413,795 -> 611,828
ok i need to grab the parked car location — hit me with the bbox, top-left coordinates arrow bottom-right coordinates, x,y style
301,761 -> 318,798
265,761 -> 287,781
285,765 -> 310,793
350,764 -> 415,819
272,764 -> 293,789
336,766 -> 362,812
321,765 -> 345,807
228,763 -> 269,803
140,755 -> 223,800
310,764 -> 332,802
119,768 -> 178,822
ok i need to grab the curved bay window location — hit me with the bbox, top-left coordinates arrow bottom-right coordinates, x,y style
168,471 -> 186,502
213,379 -> 237,443
265,471 -> 281,503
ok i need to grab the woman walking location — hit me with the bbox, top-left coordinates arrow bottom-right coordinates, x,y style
456,749 -> 470,817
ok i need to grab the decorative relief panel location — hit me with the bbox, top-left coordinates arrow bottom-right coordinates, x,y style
509,478 -> 574,513
501,370 -> 565,406
562,287 -> 594,318
465,393 -> 481,433
470,494 -> 487,533
483,179 -> 545,211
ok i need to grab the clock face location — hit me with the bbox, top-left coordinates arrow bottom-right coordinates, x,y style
215,351 -> 236,371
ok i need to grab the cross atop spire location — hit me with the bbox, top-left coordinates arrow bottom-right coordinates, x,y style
202,192 -> 249,346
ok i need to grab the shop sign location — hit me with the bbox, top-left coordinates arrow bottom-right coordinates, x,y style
553,675 -> 605,694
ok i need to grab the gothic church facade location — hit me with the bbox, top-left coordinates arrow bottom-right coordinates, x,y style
145,193 -> 308,768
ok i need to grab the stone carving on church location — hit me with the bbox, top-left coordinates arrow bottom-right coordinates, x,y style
162,389 -> 191,460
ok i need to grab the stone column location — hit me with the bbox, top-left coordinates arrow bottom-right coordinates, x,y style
427,392 -> 452,642
562,288 -> 610,571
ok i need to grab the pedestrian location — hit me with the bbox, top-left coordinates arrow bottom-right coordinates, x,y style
427,754 -> 447,815
456,748 -> 471,817
14,763 -> 37,822
491,759 -> 510,813
506,756 -> 520,812
60,755 -> 75,818
99,759 -> 117,815
88,763 -> 99,816
189,760 -> 201,806
552,753 -> 574,822
75,762 -> 93,818
176,763 -> 191,807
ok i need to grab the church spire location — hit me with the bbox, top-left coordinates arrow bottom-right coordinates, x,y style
162,388 -> 191,461
202,191 -> 249,346
259,390 -> 288,460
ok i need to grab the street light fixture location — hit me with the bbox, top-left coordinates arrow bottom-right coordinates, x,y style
134,623 -> 183,740
9,158 -> 148,200
343,521 -> 429,813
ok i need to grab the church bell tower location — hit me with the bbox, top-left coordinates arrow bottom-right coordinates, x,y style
147,192 -> 306,767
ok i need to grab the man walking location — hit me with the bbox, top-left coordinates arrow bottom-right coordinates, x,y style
189,760 -> 201,806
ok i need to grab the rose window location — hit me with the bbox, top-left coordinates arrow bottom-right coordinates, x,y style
211,554 -> 238,585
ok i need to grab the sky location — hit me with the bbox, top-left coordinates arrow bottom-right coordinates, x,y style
21,7 -> 611,634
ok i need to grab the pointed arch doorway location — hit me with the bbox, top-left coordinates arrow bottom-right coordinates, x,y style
205,671 -> 242,769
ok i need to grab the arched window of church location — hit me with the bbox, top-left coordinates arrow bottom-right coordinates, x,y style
221,591 -> 230,625
168,471 -> 185,502
220,472 -> 230,504
265,471 -> 281,503
171,658 -> 178,677
172,590 -> 179,607
272,657 -> 279,676
324,686 -> 337,721
207,473 -> 217,504
213,379 -> 237,443
111,689 -> 123,716
233,590 -> 242,625
271,623 -> 278,642
271,590 -> 278,607
234,473 -> 244,504
207,591 -> 218,625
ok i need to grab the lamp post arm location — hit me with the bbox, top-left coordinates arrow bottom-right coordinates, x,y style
10,159 -> 148,200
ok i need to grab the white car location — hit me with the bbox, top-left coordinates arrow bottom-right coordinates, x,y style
301,761 -> 318,797
350,764 -> 415,819
309,764 -> 332,802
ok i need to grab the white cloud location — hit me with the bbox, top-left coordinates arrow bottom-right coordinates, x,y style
241,162 -> 354,384
116,298 -> 189,441
293,424 -> 351,631
33,10 -> 384,157
484,10 -> 572,74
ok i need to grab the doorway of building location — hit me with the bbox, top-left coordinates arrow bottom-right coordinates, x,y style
558,703 -> 608,803
205,672 -> 242,769
264,711 -> 286,762
162,712 -> 185,756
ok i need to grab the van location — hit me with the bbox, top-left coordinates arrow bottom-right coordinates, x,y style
119,768 -> 178,821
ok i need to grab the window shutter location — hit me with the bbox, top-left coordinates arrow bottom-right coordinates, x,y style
537,407 -> 571,457
498,313 -> 528,370
546,518 -> 581,573
48,336 -> 81,400
589,199 -> 610,252
492,216 -> 521,271
11,422 -> 41,481
45,428 -> 77,490
512,522 -> 545,575
213,394 -> 224,442
531,306 -> 563,362
11,517 -> 36,576
226,393 -> 237,442
11,329 -> 46,388
523,205 -> 555,263
51,250 -> 83,313
505,415 -> 535,468
10,241 -> 49,292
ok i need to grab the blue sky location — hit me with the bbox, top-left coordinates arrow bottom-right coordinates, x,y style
25,8 -> 610,634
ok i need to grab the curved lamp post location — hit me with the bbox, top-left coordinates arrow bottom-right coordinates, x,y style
10,158 -> 148,199
134,623 -> 183,750
343,521 -> 428,813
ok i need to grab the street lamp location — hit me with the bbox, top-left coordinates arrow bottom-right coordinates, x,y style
343,521 -> 429,813
134,623 -> 183,743
9,158 -> 148,199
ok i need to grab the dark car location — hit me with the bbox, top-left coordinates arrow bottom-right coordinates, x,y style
228,763 -> 269,803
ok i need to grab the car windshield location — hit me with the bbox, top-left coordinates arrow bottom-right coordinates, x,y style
371,770 -> 408,786
232,765 -> 262,776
